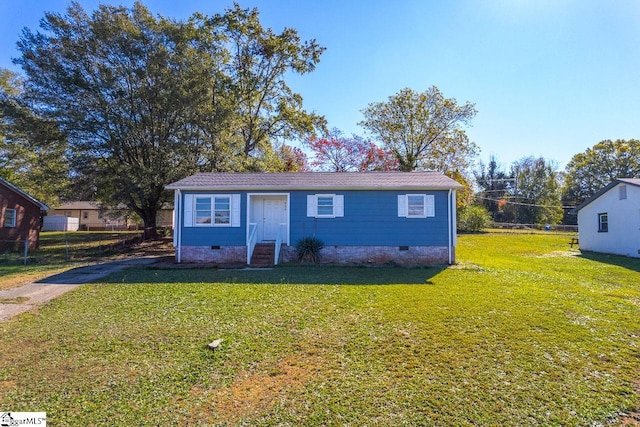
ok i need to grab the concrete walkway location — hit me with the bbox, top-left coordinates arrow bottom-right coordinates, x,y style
0,257 -> 160,321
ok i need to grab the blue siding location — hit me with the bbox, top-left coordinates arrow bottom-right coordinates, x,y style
289,190 -> 450,246
178,190 -> 452,247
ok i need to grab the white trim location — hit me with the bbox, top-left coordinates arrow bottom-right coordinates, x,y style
425,195 -> 435,217
173,190 -> 179,247
176,190 -> 182,263
307,195 -> 317,217
451,190 -> 457,246
398,195 -> 407,217
184,194 -> 193,227
448,189 -> 452,265
231,194 -> 241,227
247,193 -> 290,247
334,195 -> 344,217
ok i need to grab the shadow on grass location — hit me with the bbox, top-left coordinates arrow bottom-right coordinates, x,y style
578,250 -> 640,273
98,264 -> 448,286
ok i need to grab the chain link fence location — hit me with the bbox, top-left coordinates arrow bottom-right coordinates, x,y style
0,231 -> 148,265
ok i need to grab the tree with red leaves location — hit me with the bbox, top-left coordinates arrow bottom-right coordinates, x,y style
306,129 -> 397,172
278,144 -> 309,171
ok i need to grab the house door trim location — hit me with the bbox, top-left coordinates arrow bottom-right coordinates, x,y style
247,193 -> 290,246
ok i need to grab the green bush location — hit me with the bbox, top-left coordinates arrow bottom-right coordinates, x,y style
295,236 -> 324,263
457,204 -> 492,232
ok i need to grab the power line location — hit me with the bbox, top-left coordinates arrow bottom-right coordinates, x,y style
475,195 -> 576,210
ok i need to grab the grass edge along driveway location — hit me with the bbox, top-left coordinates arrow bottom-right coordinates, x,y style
0,232 -> 638,426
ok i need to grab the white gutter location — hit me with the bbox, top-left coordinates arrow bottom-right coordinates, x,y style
176,189 -> 182,263
447,189 -> 452,265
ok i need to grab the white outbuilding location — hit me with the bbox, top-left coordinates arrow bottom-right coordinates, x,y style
573,178 -> 640,258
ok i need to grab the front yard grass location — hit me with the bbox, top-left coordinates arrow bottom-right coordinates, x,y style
0,232 -> 638,425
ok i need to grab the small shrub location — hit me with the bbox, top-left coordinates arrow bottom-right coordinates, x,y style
295,237 -> 324,263
458,205 -> 492,232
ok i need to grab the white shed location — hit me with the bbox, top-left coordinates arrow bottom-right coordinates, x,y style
43,214 -> 80,232
573,178 -> 640,258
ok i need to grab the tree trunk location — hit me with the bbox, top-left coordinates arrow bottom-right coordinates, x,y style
139,208 -> 159,240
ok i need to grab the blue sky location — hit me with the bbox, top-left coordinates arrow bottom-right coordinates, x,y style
1,0 -> 639,170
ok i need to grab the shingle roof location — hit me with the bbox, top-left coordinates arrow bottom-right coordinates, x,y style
53,201 -> 103,210
618,178 -> 640,186
0,177 -> 49,211
166,172 -> 464,191
572,178 -> 640,213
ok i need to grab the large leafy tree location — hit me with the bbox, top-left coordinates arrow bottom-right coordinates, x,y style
15,2 -> 324,236
562,139 -> 640,208
17,3 -> 223,235
213,4 -> 326,166
359,86 -> 478,173
0,68 -> 70,205
507,157 -> 563,225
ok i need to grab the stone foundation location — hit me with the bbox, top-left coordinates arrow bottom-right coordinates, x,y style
180,245 -> 453,266
280,245 -> 451,266
180,245 -> 246,265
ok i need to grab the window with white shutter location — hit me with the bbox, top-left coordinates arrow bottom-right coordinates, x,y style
307,194 -> 344,218
398,194 -> 435,218
184,194 -> 241,227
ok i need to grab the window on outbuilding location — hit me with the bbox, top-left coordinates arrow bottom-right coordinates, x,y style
598,213 -> 608,232
4,208 -> 16,227
619,185 -> 627,200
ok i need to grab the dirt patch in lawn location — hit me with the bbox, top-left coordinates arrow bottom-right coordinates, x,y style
618,379 -> 640,426
187,338 -> 329,424
533,250 -> 580,258
213,353 -> 321,423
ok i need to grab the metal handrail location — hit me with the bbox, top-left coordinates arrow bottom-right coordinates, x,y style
247,222 -> 258,264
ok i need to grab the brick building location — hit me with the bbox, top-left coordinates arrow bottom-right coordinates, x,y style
0,177 -> 49,248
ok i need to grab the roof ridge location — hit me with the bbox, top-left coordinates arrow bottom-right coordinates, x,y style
0,177 -> 49,211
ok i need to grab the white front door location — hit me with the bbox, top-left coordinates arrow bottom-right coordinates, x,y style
252,196 -> 287,242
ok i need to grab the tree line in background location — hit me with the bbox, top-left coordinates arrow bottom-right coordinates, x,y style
0,2 -> 638,235
470,139 -> 640,229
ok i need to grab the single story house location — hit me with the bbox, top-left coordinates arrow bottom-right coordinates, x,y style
50,201 -> 174,231
572,178 -> 640,258
0,177 -> 49,248
166,172 -> 463,266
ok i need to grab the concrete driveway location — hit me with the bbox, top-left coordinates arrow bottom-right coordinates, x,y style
0,257 -> 161,321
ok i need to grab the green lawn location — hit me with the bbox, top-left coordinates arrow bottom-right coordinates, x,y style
0,232 -> 638,425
